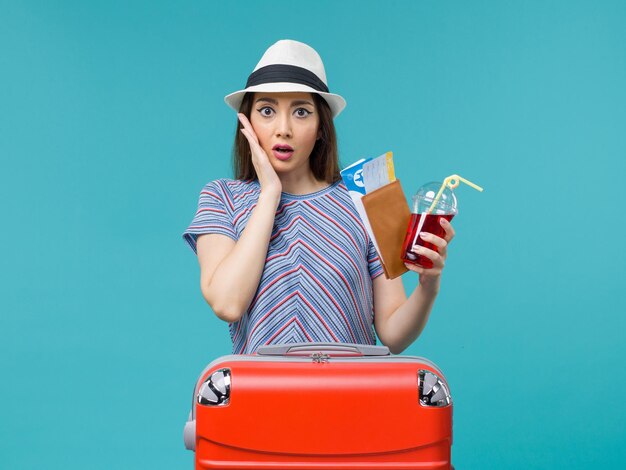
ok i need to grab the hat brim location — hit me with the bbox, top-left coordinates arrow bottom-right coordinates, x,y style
224,83 -> 346,118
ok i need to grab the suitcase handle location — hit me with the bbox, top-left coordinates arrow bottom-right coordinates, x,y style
256,342 -> 390,357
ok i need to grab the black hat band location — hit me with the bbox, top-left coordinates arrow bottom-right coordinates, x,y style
246,64 -> 329,93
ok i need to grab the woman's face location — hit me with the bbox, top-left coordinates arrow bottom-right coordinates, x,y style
249,92 -> 320,177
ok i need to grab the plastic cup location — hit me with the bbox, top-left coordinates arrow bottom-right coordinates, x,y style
401,182 -> 458,269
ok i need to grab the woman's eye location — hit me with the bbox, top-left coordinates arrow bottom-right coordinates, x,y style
258,107 -> 274,117
295,108 -> 311,117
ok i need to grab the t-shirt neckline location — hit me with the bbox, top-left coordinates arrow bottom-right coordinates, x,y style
280,180 -> 341,201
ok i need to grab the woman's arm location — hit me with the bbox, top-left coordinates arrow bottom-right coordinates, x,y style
373,218 -> 455,354
196,113 -> 282,323
372,276 -> 440,354
196,190 -> 280,323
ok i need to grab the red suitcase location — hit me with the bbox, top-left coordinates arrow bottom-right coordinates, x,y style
184,343 -> 453,469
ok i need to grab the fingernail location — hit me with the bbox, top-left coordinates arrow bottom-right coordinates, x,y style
440,218 -> 448,225
419,232 -> 429,239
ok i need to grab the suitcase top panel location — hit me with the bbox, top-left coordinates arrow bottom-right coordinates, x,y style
191,343 -> 447,416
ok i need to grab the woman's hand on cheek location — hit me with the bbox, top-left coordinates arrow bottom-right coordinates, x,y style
238,113 -> 282,197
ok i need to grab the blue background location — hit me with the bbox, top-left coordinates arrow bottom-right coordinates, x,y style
1,1 -> 625,468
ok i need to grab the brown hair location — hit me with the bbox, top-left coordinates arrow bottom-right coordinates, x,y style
233,93 -> 340,183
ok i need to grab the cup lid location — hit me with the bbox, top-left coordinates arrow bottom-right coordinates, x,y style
413,182 -> 458,214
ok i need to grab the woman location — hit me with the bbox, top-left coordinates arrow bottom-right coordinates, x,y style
183,40 -> 455,354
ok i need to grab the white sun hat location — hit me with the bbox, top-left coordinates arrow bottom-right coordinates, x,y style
224,39 -> 347,118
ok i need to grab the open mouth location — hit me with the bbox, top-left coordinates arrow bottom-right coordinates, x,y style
273,145 -> 294,153
272,144 -> 294,160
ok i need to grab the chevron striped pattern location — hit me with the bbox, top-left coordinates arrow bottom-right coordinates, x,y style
183,179 -> 383,354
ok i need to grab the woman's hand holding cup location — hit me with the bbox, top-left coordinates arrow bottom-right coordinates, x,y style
404,218 -> 456,291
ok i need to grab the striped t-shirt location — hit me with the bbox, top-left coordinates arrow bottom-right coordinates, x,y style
183,178 -> 384,354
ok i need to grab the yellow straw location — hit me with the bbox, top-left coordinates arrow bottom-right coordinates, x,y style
427,174 -> 484,214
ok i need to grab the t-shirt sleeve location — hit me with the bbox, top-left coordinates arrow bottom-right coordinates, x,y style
182,180 -> 237,254
367,238 -> 385,279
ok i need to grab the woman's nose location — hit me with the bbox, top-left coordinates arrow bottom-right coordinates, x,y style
275,114 -> 292,138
